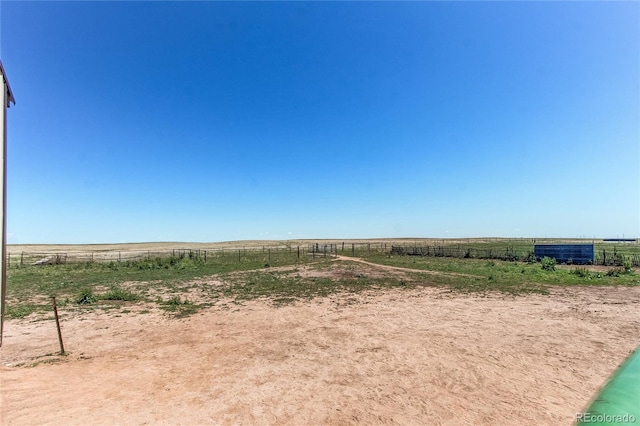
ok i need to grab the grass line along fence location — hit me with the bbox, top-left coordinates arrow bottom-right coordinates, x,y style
388,245 -> 639,267
305,239 -> 640,267
6,246 -> 315,268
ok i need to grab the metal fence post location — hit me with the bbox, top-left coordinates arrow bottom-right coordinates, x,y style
52,297 -> 65,355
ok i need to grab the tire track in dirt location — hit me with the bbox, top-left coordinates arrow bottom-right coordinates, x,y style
333,255 -> 483,279
193,256 -> 481,285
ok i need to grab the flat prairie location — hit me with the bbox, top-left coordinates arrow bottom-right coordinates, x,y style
5,237 -> 548,254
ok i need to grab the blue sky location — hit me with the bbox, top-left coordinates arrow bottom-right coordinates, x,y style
0,1 -> 638,244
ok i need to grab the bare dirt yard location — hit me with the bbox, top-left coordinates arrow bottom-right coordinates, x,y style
2,282 -> 639,425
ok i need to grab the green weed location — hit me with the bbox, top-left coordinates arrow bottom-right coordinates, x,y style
76,288 -> 96,304
541,257 -> 556,271
101,286 -> 139,302
571,268 -> 593,279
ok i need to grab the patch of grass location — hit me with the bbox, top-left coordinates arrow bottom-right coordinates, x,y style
160,296 -> 201,317
101,286 -> 139,302
605,267 -> 634,278
4,303 -> 40,319
571,267 -> 594,279
356,252 -> 639,294
217,266 -> 417,304
6,250 -> 316,318
416,270 -> 549,295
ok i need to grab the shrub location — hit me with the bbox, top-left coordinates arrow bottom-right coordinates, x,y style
606,268 -> 621,277
76,288 -> 96,304
571,267 -> 592,278
541,256 -> 556,271
623,259 -> 633,273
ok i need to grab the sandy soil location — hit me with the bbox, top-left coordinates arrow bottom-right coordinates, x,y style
1,284 -> 639,425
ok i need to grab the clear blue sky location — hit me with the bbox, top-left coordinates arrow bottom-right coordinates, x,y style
0,1 -> 638,244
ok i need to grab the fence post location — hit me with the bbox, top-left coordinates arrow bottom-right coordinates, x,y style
297,246 -> 300,259
20,251 -> 23,267
51,297 -> 65,355
268,248 -> 271,264
204,250 -> 207,263
238,249 -> 241,263
352,243 -> 355,257
118,252 -> 121,262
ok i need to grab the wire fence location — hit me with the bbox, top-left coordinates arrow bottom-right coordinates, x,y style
6,239 -> 640,268
389,245 -> 640,267
6,246 -> 313,268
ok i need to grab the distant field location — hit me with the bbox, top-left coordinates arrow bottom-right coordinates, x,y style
9,237 -> 639,253
8,237 -> 640,264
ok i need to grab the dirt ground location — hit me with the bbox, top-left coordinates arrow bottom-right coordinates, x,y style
1,283 -> 639,425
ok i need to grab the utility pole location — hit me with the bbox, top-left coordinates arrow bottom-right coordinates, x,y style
0,61 -> 16,347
